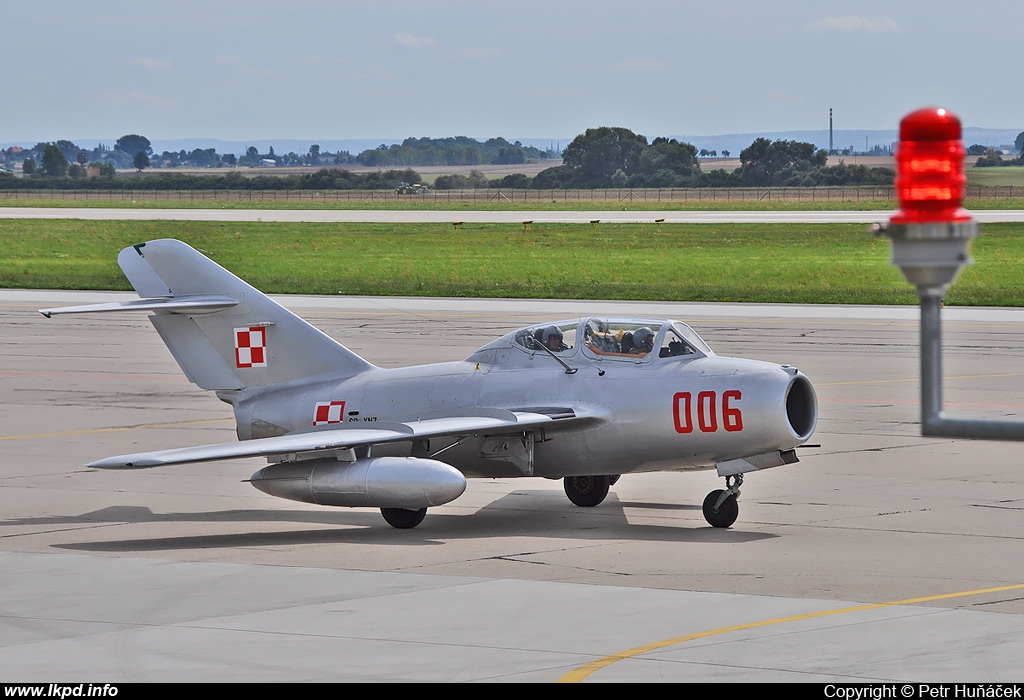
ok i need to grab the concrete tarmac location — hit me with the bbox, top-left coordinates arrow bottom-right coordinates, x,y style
2,291 -> 1024,682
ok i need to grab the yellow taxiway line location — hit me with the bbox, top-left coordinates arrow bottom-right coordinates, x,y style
558,583 -> 1024,682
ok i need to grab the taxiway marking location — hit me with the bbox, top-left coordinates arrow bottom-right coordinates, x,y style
558,582 -> 1024,682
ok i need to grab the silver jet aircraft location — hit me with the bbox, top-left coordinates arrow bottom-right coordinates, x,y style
41,239 -> 818,529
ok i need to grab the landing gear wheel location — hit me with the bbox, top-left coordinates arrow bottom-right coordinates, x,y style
380,507 -> 427,529
563,475 -> 611,507
702,489 -> 739,528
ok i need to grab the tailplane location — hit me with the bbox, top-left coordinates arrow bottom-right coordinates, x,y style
40,239 -> 375,392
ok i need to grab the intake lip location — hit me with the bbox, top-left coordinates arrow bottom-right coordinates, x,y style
785,375 -> 817,440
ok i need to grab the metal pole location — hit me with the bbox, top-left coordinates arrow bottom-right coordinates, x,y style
919,293 -> 944,433
918,291 -> 1024,440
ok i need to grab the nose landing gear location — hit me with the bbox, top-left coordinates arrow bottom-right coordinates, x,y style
702,474 -> 742,528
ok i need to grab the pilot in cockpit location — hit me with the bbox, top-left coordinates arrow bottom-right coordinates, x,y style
538,325 -> 568,352
631,326 -> 655,354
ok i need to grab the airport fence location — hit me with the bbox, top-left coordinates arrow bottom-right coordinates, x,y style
2,186 -> 1023,204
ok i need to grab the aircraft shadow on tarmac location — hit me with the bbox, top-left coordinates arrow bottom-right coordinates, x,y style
16,491 -> 778,552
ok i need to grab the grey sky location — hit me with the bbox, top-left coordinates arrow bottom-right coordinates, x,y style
4,1 -> 1020,145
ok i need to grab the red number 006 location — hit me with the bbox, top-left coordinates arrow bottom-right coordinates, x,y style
673,390 -> 743,433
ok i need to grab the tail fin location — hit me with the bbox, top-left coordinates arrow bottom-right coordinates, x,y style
42,239 -> 375,392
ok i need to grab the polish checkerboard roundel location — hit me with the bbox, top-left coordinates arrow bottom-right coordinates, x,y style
313,401 -> 346,426
234,327 -> 267,368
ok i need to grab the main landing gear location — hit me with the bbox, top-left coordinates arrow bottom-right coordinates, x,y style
563,475 -> 620,507
702,474 -> 742,528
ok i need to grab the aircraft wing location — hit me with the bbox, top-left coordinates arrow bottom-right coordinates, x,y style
87,407 -> 609,469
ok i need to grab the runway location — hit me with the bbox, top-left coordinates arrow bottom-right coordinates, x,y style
2,290 -> 1023,682
2,206 -> 1024,223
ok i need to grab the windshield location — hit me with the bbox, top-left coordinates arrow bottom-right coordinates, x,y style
671,321 -> 712,355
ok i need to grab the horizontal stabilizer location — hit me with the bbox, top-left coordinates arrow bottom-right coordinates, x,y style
39,295 -> 238,317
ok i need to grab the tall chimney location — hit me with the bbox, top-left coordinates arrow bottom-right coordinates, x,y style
829,108 -> 834,153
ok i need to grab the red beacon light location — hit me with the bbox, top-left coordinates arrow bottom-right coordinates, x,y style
891,107 -> 971,224
877,106 -> 978,297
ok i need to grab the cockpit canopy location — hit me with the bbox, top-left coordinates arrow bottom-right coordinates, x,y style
469,317 -> 713,368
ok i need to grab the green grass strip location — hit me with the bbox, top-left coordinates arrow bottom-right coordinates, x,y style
2,219 -> 1022,306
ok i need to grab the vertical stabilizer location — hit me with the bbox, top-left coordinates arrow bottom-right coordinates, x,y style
123,239 -> 376,390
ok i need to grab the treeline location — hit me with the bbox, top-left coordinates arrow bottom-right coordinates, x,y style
973,148 -> 1024,168
356,136 -> 556,167
1,136 -> 357,172
0,168 -> 422,191
527,128 -> 893,188
2,126 -> 900,191
367,130 -> 896,189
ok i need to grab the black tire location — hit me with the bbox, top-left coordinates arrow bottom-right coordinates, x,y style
702,489 -> 739,528
563,475 -> 611,507
380,507 -> 427,529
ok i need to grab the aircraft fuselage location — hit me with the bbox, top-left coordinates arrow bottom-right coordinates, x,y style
233,320 -> 815,480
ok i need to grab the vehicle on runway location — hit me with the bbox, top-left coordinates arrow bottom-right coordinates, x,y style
40,239 -> 817,528
394,182 -> 427,194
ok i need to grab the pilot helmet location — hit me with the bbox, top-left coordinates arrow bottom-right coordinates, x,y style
634,326 -> 655,350
541,325 -> 563,349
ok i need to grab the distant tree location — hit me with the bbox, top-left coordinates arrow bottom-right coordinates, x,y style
115,134 -> 152,157
76,151 -> 88,165
722,150 -> 730,158
22,157 -> 36,176
91,162 -> 116,177
68,163 -> 86,178
103,148 -> 132,169
239,146 -> 260,166
187,148 -> 219,168
974,147 -> 1004,167
308,144 -> 321,166
133,151 -> 150,171
530,164 -> 576,189
433,169 -> 488,189
42,144 -> 68,176
735,138 -> 827,185
54,140 -> 80,163
492,173 -> 530,189
495,145 -> 526,164
561,126 -> 649,186
635,137 -> 699,183
1016,131 -> 1024,155
967,144 -> 988,156
222,153 -> 237,167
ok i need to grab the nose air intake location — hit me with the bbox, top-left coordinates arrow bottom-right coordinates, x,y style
786,375 -> 817,439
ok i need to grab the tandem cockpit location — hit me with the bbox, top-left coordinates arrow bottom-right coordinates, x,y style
467,318 -> 715,371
